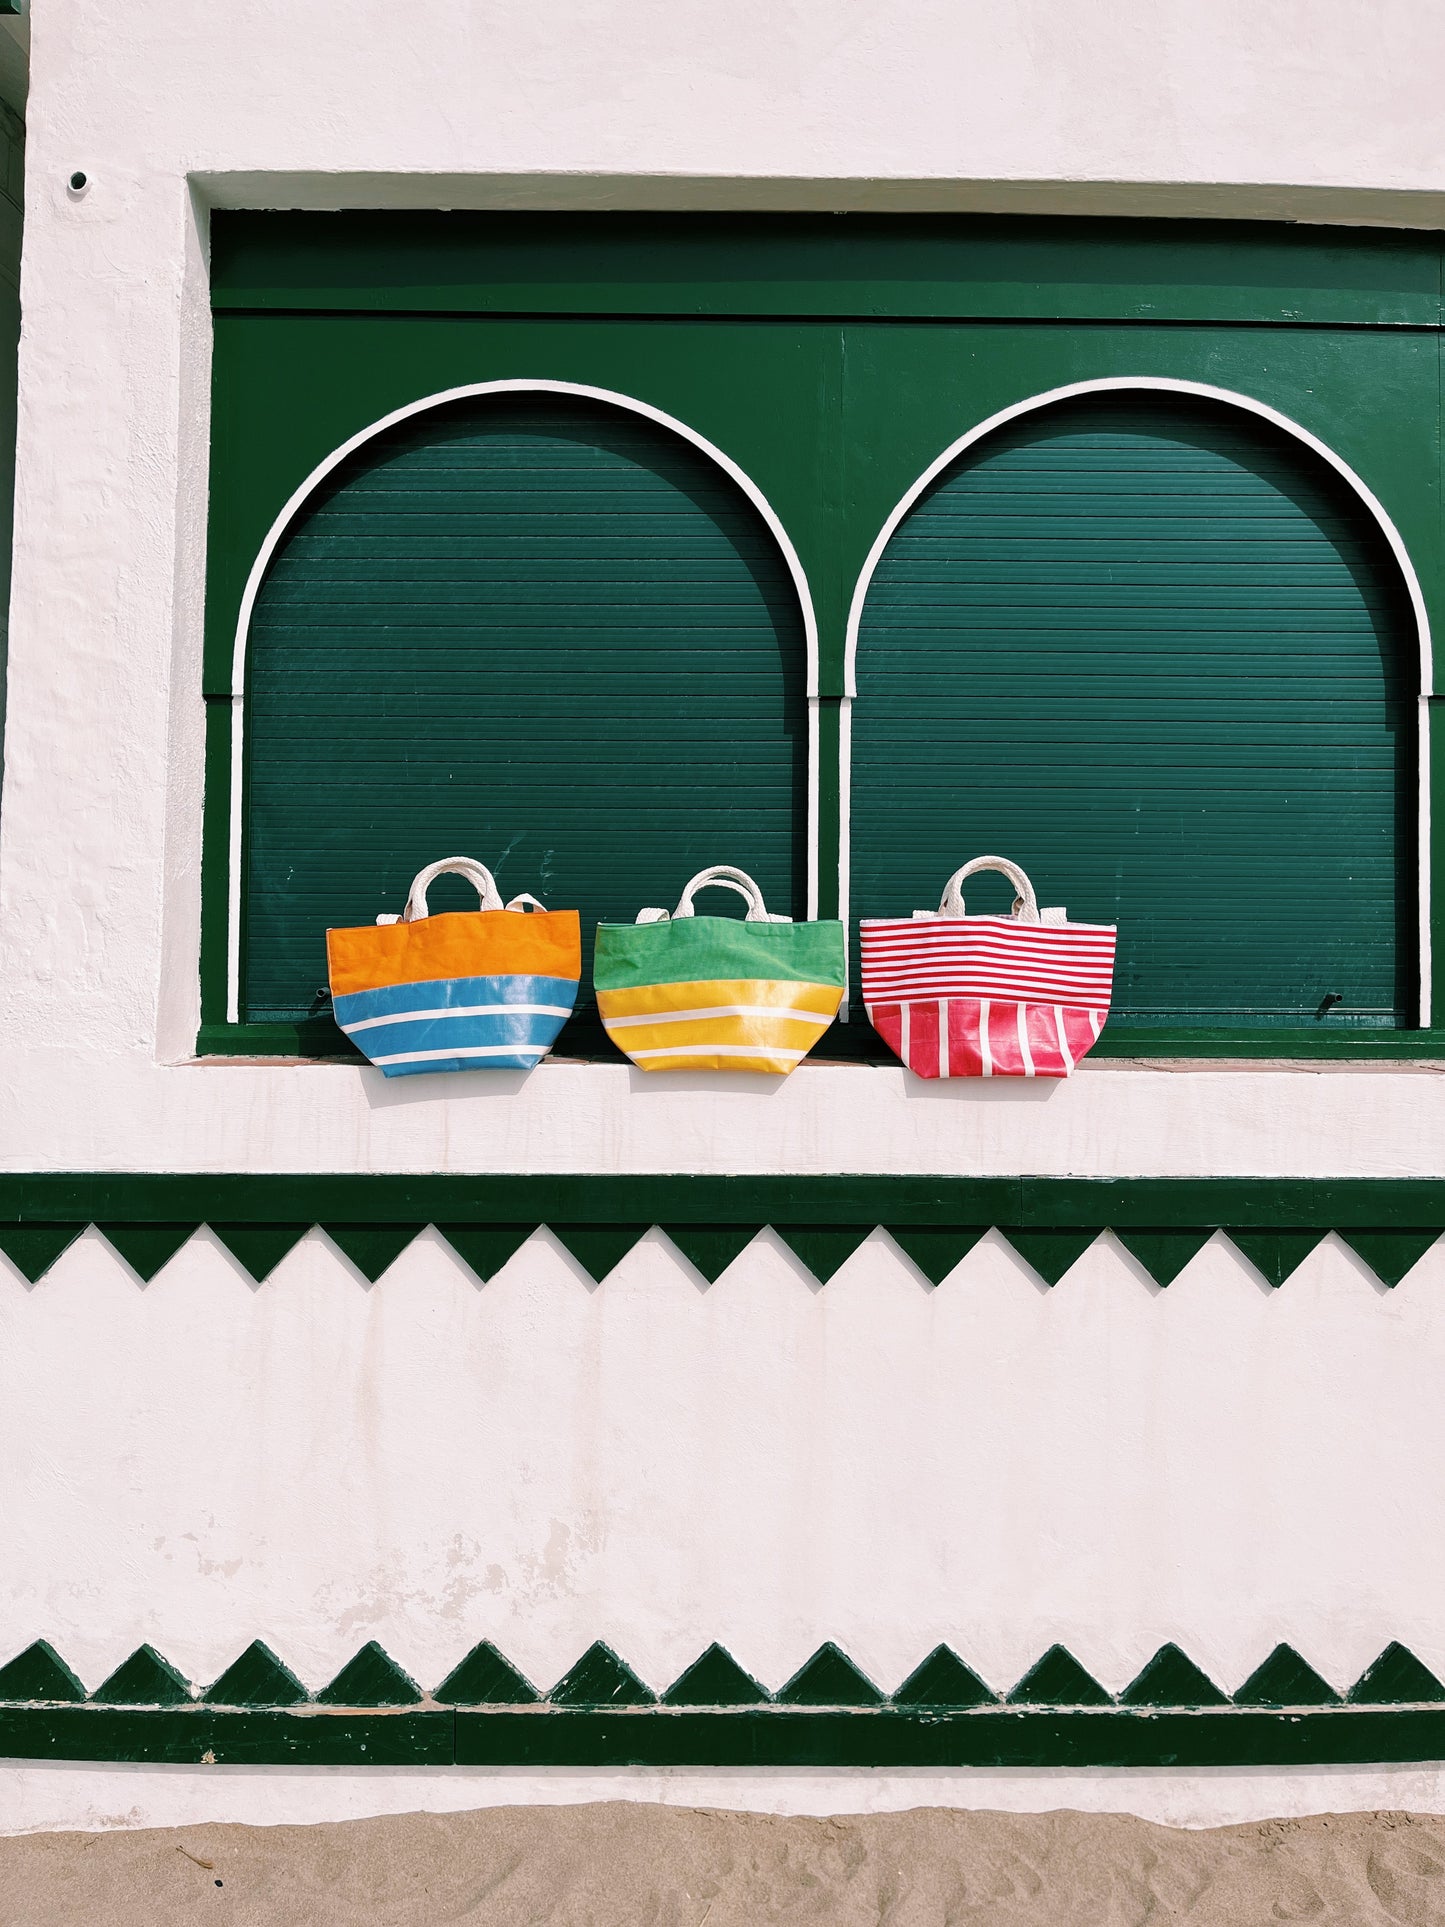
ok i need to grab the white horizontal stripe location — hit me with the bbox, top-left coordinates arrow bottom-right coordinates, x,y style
368,1044 -> 551,1065
863,960 -> 1114,977
628,1043 -> 808,1062
863,946 -> 1113,961
863,952 -> 1114,973
863,937 -> 1116,956
867,989 -> 1112,1010
867,971 -> 1117,986
343,1002 -> 572,1034
862,918 -> 1115,937
604,1003 -> 832,1030
864,962 -> 1113,981
863,972 -> 1113,993
865,990 -> 1112,1010
863,939 -> 1115,961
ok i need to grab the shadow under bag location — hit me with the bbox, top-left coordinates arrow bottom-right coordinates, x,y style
326,857 -> 581,1076
860,856 -> 1116,1078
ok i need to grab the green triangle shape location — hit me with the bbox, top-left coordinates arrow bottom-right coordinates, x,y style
1007,1645 -> 1113,1706
96,1224 -> 199,1282
0,1640 -> 87,1703
892,1645 -> 997,1707
661,1225 -> 762,1283
1348,1642 -> 1445,1705
321,1224 -> 424,1282
316,1641 -> 422,1706
434,1641 -> 539,1705
662,1644 -> 770,1706
436,1224 -> 535,1283
774,1226 -> 874,1284
1113,1228 -> 1215,1288
1338,1229 -> 1440,1289
203,1640 -> 309,1706
776,1643 -> 884,1706
209,1224 -> 311,1284
92,1644 -> 192,1705
1000,1229 -> 1098,1286
885,1228 -> 988,1287
1226,1229 -> 1328,1289
1234,1644 -> 1341,1706
550,1642 -> 656,1706
0,1224 -> 86,1283
549,1225 -> 650,1284
1120,1643 -> 1229,1707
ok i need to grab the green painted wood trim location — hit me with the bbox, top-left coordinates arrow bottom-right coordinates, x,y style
1087,1030 -> 1445,1060
3,1173 -> 1445,1227
209,213 -> 1445,329
196,1020 -> 1445,1062
199,698 -> 234,1030
202,228 -> 1444,1047
2,1175 -> 1444,1289
7,1705 -> 1445,1769
7,1635 -> 1445,1767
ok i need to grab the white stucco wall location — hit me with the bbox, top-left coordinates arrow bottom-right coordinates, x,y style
5,1226 -> 1445,1830
2,0 -> 1445,1833
14,1226 -> 1442,1699
0,0 -> 1443,1177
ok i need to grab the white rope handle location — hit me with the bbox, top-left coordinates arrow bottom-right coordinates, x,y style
938,855 -> 1040,923
637,865 -> 791,924
402,856 -> 505,922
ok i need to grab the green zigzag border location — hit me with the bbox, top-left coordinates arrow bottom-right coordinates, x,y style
0,1176 -> 1443,1288
1,1637 -> 1444,1768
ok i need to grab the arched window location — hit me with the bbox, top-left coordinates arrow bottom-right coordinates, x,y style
850,389 -> 1419,1031
236,388 -> 810,1041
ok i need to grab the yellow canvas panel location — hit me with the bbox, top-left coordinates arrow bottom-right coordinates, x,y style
595,978 -> 844,1021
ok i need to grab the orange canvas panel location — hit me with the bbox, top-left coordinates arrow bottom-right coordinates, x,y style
327,910 -> 581,997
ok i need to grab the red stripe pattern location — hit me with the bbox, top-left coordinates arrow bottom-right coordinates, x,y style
861,915 -> 1116,1079
860,916 -> 1115,1007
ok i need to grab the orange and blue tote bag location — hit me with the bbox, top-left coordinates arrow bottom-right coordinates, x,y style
594,866 -> 845,1073
860,855 -> 1116,1078
326,857 -> 580,1076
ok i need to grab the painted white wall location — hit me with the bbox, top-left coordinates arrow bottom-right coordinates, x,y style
0,0 -> 1442,1173
3,0 -> 1445,1829
3,1229 -> 1440,1706
13,1761 -> 1445,1838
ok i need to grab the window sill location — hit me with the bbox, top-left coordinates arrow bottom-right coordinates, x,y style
193,1022 -> 1445,1067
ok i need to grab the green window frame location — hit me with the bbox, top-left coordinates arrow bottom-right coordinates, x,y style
222,381 -> 820,1048
200,212 -> 1445,1062
844,375 -> 1427,1037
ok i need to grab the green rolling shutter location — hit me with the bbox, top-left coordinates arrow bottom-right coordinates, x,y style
851,395 -> 1416,1030
243,394 -> 807,1033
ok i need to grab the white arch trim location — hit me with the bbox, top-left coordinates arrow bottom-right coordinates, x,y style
839,376 -> 1433,1028
224,379 -> 822,1025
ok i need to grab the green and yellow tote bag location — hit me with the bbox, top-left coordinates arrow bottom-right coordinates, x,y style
594,866 -> 846,1073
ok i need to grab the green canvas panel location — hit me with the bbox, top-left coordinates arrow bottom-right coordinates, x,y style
851,392 -> 1417,1029
242,392 -> 808,1033
593,914 -> 846,991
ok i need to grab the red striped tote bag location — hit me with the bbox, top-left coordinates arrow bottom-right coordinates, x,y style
860,856 -> 1116,1078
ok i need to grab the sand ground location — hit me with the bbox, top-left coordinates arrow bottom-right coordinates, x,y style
2,1801 -> 1444,1924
